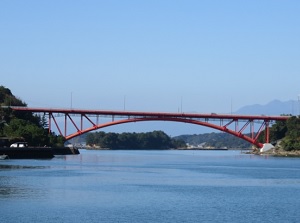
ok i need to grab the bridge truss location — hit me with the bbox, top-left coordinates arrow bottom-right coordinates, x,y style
11,107 -> 290,148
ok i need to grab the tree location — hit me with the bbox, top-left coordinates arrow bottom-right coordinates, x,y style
0,85 -> 66,147
101,133 -> 119,149
281,116 -> 300,151
85,130 -> 185,149
48,132 -> 65,147
269,120 -> 287,143
3,119 -> 47,146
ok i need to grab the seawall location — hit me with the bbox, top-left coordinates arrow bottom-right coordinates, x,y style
52,147 -> 80,155
0,147 -> 80,159
0,147 -> 54,159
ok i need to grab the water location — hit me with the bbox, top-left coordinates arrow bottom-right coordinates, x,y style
1,150 -> 300,223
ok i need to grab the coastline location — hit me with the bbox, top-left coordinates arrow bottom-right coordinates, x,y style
251,147 -> 300,157
84,147 -> 228,151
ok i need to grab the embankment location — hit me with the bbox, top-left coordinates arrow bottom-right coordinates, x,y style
0,147 -> 80,159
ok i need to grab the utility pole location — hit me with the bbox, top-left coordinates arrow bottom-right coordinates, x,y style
123,95 -> 126,111
71,92 -> 73,109
180,97 -> 183,113
298,94 -> 300,116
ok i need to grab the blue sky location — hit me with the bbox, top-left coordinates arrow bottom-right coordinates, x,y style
1,1 -> 300,135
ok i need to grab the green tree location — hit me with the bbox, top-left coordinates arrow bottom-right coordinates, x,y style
3,119 -> 48,146
85,130 -> 183,149
101,133 -> 119,149
269,120 -> 287,143
281,116 -> 300,151
0,85 -> 66,147
48,132 -> 66,147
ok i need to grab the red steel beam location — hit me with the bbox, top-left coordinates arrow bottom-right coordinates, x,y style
10,106 -> 290,121
10,106 -> 291,148
50,113 -> 63,136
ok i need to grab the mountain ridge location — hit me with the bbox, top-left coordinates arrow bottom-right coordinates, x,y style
234,99 -> 296,116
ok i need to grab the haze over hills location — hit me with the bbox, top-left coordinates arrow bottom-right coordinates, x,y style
234,100 -> 297,116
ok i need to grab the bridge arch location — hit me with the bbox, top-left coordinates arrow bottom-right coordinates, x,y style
66,117 -> 263,148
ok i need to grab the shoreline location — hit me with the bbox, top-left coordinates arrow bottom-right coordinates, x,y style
251,148 -> 300,157
84,147 -> 229,151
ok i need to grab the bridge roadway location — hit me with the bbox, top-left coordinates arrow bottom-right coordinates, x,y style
11,106 -> 289,121
10,106 -> 290,148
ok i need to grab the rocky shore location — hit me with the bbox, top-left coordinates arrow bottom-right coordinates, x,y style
252,147 -> 300,157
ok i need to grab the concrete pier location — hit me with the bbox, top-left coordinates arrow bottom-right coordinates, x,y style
0,147 -> 80,159
0,147 -> 54,159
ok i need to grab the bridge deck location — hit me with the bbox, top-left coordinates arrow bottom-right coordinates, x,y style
10,106 -> 290,121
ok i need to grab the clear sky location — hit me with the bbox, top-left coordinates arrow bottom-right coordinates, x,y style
1,0 -> 300,135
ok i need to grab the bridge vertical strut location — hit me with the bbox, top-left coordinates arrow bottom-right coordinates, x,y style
64,114 -> 67,137
265,121 -> 270,143
48,112 -> 51,135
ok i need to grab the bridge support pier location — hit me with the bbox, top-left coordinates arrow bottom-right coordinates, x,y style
260,143 -> 274,153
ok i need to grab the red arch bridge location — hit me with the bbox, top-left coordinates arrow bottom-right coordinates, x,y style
11,107 -> 290,148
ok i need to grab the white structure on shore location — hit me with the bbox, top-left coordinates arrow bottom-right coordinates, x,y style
260,143 -> 274,153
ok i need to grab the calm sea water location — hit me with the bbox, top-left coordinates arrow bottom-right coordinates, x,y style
0,150 -> 300,223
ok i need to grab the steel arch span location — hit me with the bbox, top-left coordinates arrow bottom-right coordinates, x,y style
66,117 -> 266,148
10,107 -> 291,148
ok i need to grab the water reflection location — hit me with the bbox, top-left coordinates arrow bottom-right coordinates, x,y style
0,176 -> 42,198
0,164 -> 49,198
0,150 -> 300,223
0,164 -> 48,169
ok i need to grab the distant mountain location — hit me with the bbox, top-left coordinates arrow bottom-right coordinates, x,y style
235,100 -> 296,116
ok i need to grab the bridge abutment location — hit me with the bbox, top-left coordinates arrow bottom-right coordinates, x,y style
260,143 -> 274,153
